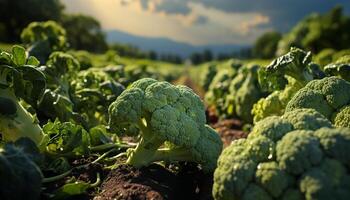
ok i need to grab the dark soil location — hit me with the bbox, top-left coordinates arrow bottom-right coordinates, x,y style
95,163 -> 213,200
41,157 -> 105,200
212,119 -> 248,147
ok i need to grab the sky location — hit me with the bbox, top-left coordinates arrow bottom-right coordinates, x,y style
62,0 -> 350,46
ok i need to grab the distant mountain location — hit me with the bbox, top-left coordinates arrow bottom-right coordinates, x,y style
106,30 -> 248,58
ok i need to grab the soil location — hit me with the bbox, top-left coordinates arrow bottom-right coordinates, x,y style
95,163 -> 213,200
206,106 -> 248,147
41,157 -> 105,200
212,119 -> 248,147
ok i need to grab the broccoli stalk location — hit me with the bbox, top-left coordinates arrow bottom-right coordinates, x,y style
126,118 -> 197,167
125,119 -> 164,167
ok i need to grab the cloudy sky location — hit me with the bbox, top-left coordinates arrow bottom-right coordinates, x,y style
62,0 -> 350,46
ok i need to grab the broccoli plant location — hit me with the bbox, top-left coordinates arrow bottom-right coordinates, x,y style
324,55 -> 350,81
252,47 -> 325,123
71,69 -> 125,127
21,21 -> 67,63
286,76 -> 350,128
213,108 -> 350,200
37,51 -> 80,123
0,45 -> 46,144
225,64 -> 266,123
108,78 -> 223,171
204,61 -> 240,118
200,64 -> 217,91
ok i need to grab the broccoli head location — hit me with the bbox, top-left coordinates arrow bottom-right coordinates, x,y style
213,109 -> 350,200
108,78 -> 223,171
286,76 -> 350,128
252,77 -> 303,123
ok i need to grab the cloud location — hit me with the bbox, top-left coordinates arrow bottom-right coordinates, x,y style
194,15 -> 208,25
126,0 -> 350,31
61,0 -> 350,46
239,14 -> 270,34
154,0 -> 191,15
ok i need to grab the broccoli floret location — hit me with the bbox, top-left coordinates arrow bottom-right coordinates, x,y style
333,106 -> 350,130
212,109 -> 350,200
281,108 -> 332,130
255,162 -> 291,198
0,46 -> 46,144
314,127 -> 350,166
276,130 -> 323,175
299,168 -> 332,200
242,184 -> 272,200
108,78 -> 222,171
252,78 -> 302,123
248,116 -> 294,142
252,91 -> 284,123
249,108 -> 331,142
286,76 -> 350,127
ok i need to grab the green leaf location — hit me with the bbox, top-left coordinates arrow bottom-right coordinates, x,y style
12,45 -> 26,66
43,120 -> 91,156
52,181 -> 90,200
27,56 -> 40,66
14,66 -> 46,105
0,51 -> 12,64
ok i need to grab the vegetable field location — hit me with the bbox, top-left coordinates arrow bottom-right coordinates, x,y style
1,3 -> 350,200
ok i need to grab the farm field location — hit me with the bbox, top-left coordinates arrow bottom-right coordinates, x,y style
1,1 -> 350,200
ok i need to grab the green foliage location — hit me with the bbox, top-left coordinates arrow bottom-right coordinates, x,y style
253,31 -> 282,59
21,21 -> 67,63
109,78 -> 223,171
71,69 -> 125,127
61,14 -> 107,53
69,50 -> 93,70
43,120 -> 90,156
277,6 -> 350,55
0,45 -> 45,144
37,51 -> 79,123
213,109 -> 350,200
